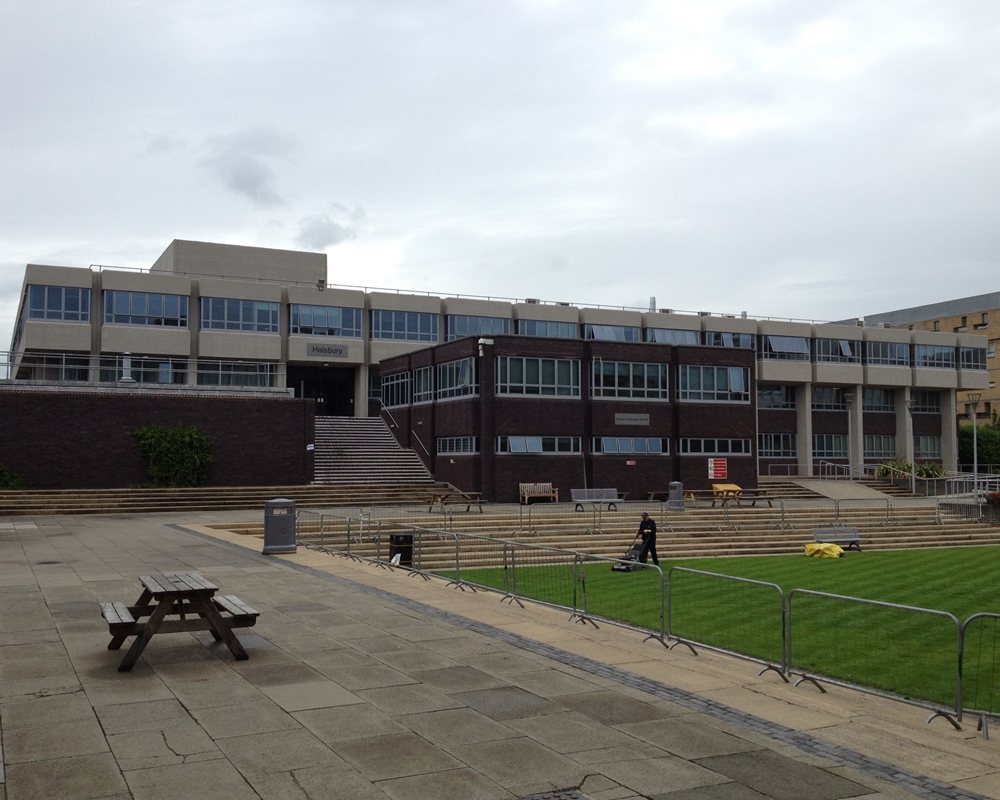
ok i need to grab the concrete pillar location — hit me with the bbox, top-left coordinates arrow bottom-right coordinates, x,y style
355,363 -> 368,418
941,389 -> 958,471
848,384 -> 863,474
796,383 -> 813,477
896,388 -> 913,464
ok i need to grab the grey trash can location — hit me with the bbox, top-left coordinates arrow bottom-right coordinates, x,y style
667,481 -> 685,512
388,533 -> 413,567
263,498 -> 297,554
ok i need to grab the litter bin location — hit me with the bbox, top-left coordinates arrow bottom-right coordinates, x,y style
667,481 -> 685,512
388,533 -> 413,567
263,498 -> 297,554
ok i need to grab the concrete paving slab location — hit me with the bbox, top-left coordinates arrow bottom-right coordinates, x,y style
618,717 -> 763,760
356,683 -> 464,716
506,710 -> 645,754
260,680 -> 363,712
397,707 -> 521,749
122,757 -> 260,800
695,750 -> 872,800
558,690 -> 680,726
334,732 -> 463,781
214,727 -> 348,777
451,685 -> 563,720
4,752 -> 129,800
294,703 -> 409,743
377,766 -> 515,800
451,736 -> 588,794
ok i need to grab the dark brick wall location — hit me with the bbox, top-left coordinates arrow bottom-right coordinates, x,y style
0,391 -> 314,489
862,412 -> 896,435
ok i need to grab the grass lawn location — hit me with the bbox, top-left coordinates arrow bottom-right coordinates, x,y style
436,546 -> 1000,711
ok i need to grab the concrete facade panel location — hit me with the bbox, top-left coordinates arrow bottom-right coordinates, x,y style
863,366 -> 912,387
913,368 -> 958,388
757,360 -> 812,383
196,279 -> 282,303
100,271 -> 192,295
101,325 -> 191,356
812,363 -> 864,384
199,331 -> 282,360
20,320 -> 91,352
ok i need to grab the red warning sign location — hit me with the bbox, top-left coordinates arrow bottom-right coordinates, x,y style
708,458 -> 728,479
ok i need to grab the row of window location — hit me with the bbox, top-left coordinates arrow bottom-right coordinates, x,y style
759,335 -> 986,369
759,387 -> 943,413
759,433 -> 942,460
13,353 -> 279,387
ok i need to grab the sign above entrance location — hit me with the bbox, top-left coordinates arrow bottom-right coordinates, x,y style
307,344 -> 349,359
708,458 -> 728,479
615,413 -> 650,426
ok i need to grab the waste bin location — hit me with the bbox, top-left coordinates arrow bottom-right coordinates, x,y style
388,533 -> 413,567
263,498 -> 297,554
667,481 -> 685,512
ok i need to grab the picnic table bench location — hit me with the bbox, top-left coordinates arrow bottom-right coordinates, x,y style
519,482 -> 559,504
100,572 -> 259,672
812,527 -> 866,552
428,490 -> 485,513
570,488 -> 625,512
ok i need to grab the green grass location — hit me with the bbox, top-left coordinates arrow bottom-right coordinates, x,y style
436,547 -> 1000,711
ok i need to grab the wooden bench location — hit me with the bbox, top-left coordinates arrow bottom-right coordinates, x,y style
519,482 -> 558,504
212,595 -> 261,627
428,490 -> 485,513
570,488 -> 622,512
812,527 -> 866,552
733,489 -> 773,508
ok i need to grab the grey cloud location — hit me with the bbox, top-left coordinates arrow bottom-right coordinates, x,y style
199,128 -> 292,207
296,205 -> 366,250
141,133 -> 186,156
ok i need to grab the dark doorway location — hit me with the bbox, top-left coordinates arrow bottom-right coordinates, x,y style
288,365 -> 356,416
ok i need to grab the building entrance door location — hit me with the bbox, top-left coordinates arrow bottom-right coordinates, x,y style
288,366 -> 355,416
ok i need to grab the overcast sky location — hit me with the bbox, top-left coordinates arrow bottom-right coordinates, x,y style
3,0 -> 1000,343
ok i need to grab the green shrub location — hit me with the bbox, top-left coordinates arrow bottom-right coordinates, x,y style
959,424 -> 1000,467
875,460 -> 911,478
915,462 -> 947,478
133,425 -> 213,487
0,464 -> 27,490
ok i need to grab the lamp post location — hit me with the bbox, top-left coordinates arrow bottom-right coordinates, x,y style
904,399 -> 916,496
969,392 -> 982,503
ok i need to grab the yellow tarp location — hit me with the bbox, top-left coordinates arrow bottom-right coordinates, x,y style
805,542 -> 844,558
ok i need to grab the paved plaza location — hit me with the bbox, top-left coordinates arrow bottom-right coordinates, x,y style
2,513 -> 1000,799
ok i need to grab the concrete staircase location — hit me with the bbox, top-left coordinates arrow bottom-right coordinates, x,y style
314,416 -> 434,485
756,478 -> 825,500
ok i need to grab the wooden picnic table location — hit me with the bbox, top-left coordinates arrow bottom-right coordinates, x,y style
101,572 -> 256,673
428,490 -> 485,513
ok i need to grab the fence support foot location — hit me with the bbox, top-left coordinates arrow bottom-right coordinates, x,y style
793,674 -> 827,693
408,570 -> 432,581
569,612 -> 599,628
668,638 -> 698,655
978,715 -> 990,740
446,580 -> 474,592
642,633 -> 669,649
373,562 -> 391,570
925,710 -> 962,731
758,664 -> 789,683
501,594 -> 524,607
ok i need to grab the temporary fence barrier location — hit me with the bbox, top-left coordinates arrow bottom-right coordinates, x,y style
666,567 -> 786,679
787,589 -> 962,725
960,613 -> 1000,738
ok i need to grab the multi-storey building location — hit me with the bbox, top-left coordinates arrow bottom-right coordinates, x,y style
865,293 -> 1000,429
6,239 -> 988,498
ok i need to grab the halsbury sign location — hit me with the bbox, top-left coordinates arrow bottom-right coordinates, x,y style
615,413 -> 650,426
307,344 -> 349,359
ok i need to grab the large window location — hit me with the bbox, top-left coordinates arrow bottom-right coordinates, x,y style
590,361 -> 669,400
437,357 -> 478,400
759,335 -> 809,361
678,365 -> 750,402
678,438 -> 752,455
813,338 -> 860,363
915,436 -> 942,459
412,366 -> 434,403
910,391 -> 940,413
646,328 -> 699,345
100,356 -> 186,384
593,437 -> 669,454
290,305 -> 362,337
495,357 -> 580,396
960,347 -> 987,370
583,324 -> 641,342
704,331 -> 754,348
201,298 -> 279,333
446,315 -> 510,341
496,436 -> 581,453
14,352 -> 90,381
437,436 -> 479,454
381,372 -> 410,407
517,319 -> 577,338
813,434 -> 847,458
864,435 -> 896,459
811,387 -> 847,410
27,285 -> 90,322
196,361 -> 277,387
914,345 -> 955,368
865,341 -> 909,366
104,291 -> 188,327
759,433 -> 796,458
371,310 -> 438,342
862,388 -> 894,412
758,385 -> 795,409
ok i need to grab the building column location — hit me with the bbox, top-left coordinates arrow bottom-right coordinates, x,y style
355,363 -> 368,418
796,383 -> 813,477
848,384 -> 863,474
897,387 -> 913,464
941,389 -> 958,471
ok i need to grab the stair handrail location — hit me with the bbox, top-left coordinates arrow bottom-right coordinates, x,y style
377,399 -> 400,430
411,431 -> 430,456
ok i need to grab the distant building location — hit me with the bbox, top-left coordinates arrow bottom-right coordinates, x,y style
5,239 -> 989,498
865,293 -> 1000,430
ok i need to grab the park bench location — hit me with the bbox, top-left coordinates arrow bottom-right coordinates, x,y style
812,527 -> 866,552
570,488 -> 623,512
519,482 -> 558,504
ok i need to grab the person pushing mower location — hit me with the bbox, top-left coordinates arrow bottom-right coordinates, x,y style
637,512 -> 659,566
